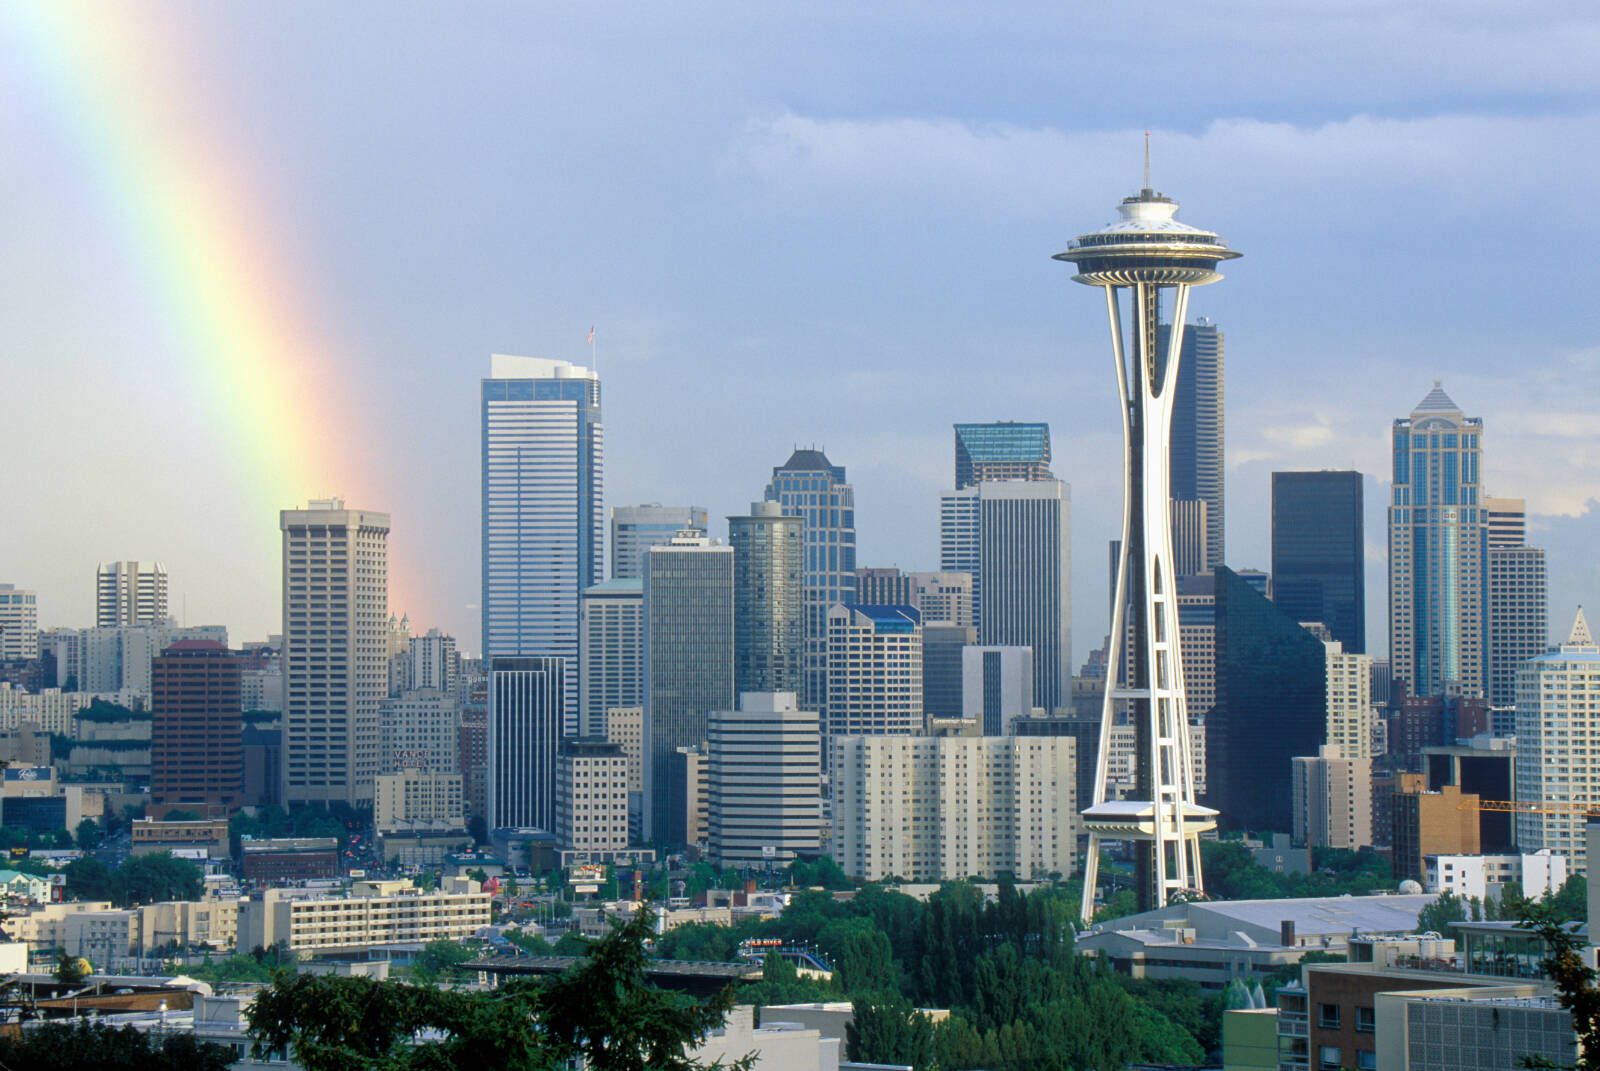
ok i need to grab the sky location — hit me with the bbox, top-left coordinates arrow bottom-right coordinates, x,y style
3,2 -> 1599,659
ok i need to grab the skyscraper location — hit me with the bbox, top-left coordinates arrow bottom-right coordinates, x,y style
728,501 -> 804,696
150,639 -> 243,818
706,692 -> 822,867
1488,545 -> 1548,709
953,422 -> 1053,488
825,604 -> 923,746
764,449 -> 856,715
487,655 -> 563,831
1168,498 -> 1208,580
1271,470 -> 1365,653
1056,174 -> 1237,918
96,561 -> 168,627
941,480 -> 1072,711
642,533 -> 734,843
0,585 -> 38,661
280,499 -> 389,807
1165,319 -> 1225,571
578,579 -> 643,738
1515,609 -> 1600,873
1485,497 -> 1527,549
481,355 -> 603,736
611,504 -> 709,580
1388,383 -> 1485,698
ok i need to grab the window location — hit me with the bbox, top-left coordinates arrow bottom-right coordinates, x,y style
1356,1006 -> 1375,1033
1319,1045 -> 1342,1071
1318,1003 -> 1341,1029
1357,1050 -> 1377,1070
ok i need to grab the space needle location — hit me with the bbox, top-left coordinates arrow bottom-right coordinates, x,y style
1055,146 -> 1240,923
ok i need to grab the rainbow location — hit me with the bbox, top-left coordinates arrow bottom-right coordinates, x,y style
2,6 -> 414,615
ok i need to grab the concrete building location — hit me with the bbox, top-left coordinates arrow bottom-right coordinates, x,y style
407,629 -> 459,694
1515,608 -> 1600,872
1324,639 -> 1374,760
1421,737 -> 1516,852
280,499 -> 389,807
1488,544 -> 1548,709
706,692 -> 821,867
729,502 -> 804,696
610,504 -> 708,581
237,878 -> 490,954
1168,497 -> 1209,580
555,737 -> 629,856
643,534 -> 734,843
374,769 -> 465,832
487,655 -> 563,832
953,421 -> 1053,488
961,645 -> 1033,736
824,604 -> 923,747
1291,745 -> 1372,850
0,585 -> 38,660
853,570 -> 976,632
150,640 -> 243,818
1393,775 -> 1481,882
764,449 -> 857,718
579,578 -> 643,738
921,622 -> 975,720
1425,850 -> 1567,901
1389,384 -> 1486,698
481,355 -> 603,736
668,745 -> 708,849
605,704 -> 644,835
379,688 -> 459,774
96,560 -> 169,627
830,734 -> 1076,882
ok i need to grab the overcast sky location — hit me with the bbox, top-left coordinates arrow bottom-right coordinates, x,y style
3,2 -> 1599,658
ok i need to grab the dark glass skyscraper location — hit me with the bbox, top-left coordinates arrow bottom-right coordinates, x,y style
1271,470 -> 1365,653
953,422 -> 1053,489
1164,319 -> 1224,570
728,501 -> 804,696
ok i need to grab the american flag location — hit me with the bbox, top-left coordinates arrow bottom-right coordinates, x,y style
586,325 -> 595,345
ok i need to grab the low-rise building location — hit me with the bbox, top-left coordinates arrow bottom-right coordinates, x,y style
1425,850 -> 1568,901
131,817 -> 231,860
237,877 -> 490,953
374,768 -> 466,832
241,837 -> 340,882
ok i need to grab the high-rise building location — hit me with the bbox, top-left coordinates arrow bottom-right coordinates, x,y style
825,604 -> 923,746
706,692 -> 822,867
374,769 -> 465,833
604,705 -> 644,838
486,655 -> 564,832
1323,640 -> 1374,760
1485,497 -> 1527,550
481,355 -> 603,736
830,734 -> 1077,882
1389,384 -> 1486,698
953,422 -> 1053,489
855,568 -> 974,629
96,561 -> 169,627
1057,181 -> 1236,918
1291,744 -> 1372,850
728,502 -> 804,696
940,480 -> 1071,710
921,623 -> 975,720
407,629 -> 459,694
764,449 -> 856,716
854,568 -> 915,606
610,504 -> 709,581
1488,546 -> 1548,710
554,738 -> 630,855
962,646 -> 1034,736
1168,498 -> 1209,580
1272,471 -> 1365,654
280,499 -> 389,807
150,640 -> 243,818
1515,609 -> 1600,873
379,689 -> 459,773
578,579 -> 643,738
642,534 -> 734,843
0,585 -> 38,661
1162,319 -> 1225,572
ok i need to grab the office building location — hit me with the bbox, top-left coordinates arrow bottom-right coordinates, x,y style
1515,609 -> 1600,873
1162,319 -> 1225,571
1423,737 -> 1516,852
1324,639 -> 1374,760
610,504 -> 708,580
374,769 -> 465,832
0,585 -> 38,661
831,734 -> 1076,882
1488,545 -> 1548,709
1176,573 -> 1218,716
764,449 -> 856,715
922,623 -> 975,719
1169,498 -> 1208,580
1272,470 -> 1365,653
1389,384 -> 1486,697
578,579 -> 643,738
1485,496 -> 1527,549
962,645 -> 1034,735
705,692 -> 822,866
953,421 -> 1053,488
1426,851 -> 1567,901
481,355 -> 603,736
667,745 -> 708,848
642,534 -> 734,842
1392,774 -> 1482,883
486,656 -> 563,832
280,499 -> 389,808
855,568 -> 974,628
728,501 -> 804,696
825,604 -> 923,745
96,561 -> 169,627
1206,567 -> 1327,833
238,879 -> 490,954
407,629 -> 459,694
1291,744 -> 1372,850
150,640 -> 243,818
458,703 -> 487,820
378,689 -> 459,773
940,480 -> 1071,709
554,738 -> 630,855
604,704 -> 644,815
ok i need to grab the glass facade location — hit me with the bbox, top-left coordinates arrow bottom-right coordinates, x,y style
1271,470 -> 1365,653
953,421 -> 1052,488
1163,320 -> 1225,571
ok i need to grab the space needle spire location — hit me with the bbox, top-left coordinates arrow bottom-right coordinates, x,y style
1054,161 -> 1240,923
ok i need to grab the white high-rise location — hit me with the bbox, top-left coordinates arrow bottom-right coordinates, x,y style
579,579 -> 643,738
0,585 -> 39,661
1515,609 -> 1600,873
825,604 -> 923,746
379,689 -> 459,773
280,499 -> 390,807
481,355 -> 603,736
1324,640 -> 1374,760
407,629 -> 459,694
96,561 -> 169,627
706,692 -> 822,867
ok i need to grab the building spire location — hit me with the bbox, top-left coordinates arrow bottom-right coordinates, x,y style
1569,606 -> 1593,646
1143,129 -> 1151,191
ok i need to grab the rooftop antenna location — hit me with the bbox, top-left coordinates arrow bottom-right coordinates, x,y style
1143,130 -> 1151,190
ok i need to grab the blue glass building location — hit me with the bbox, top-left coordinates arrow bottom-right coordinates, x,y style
953,422 -> 1053,489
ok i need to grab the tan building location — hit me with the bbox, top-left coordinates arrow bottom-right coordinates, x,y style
131,817 -> 231,859
374,769 -> 465,832
605,705 -> 644,796
0,685 -> 93,735
1292,744 -> 1373,850
831,734 -> 1076,882
237,878 -> 489,953
1324,640 -> 1375,760
555,738 -> 629,855
1393,775 -> 1480,882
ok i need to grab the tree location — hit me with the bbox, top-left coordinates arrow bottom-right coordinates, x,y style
847,997 -> 937,1070
55,950 -> 90,985
787,856 -> 852,890
75,817 -> 103,851
1417,890 -> 1469,935
111,852 -> 204,906
408,938 -> 478,985
1522,898 -> 1600,1069
0,1020 -> 233,1071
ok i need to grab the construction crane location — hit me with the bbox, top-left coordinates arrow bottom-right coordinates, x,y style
1457,798 -> 1600,817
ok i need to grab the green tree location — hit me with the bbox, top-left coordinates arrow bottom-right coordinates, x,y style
55,950 -> 90,985
408,938 -> 478,985
0,1020 -> 234,1071
1522,898 -> 1600,1070
111,852 -> 204,906
787,856 -> 852,890
847,997 -> 937,1070
1417,890 -> 1469,934
1549,874 -> 1589,923
75,817 -> 103,851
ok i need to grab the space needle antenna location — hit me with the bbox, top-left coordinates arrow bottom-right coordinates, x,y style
1143,130 -> 1151,189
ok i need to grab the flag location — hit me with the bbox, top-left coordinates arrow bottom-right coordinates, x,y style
586,325 -> 595,345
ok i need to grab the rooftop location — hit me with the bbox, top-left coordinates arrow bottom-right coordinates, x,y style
1413,381 -> 1463,414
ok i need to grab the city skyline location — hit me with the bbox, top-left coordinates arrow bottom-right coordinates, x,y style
4,6 -> 1600,658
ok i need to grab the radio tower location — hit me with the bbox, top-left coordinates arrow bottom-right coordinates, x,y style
1055,146 -> 1240,922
